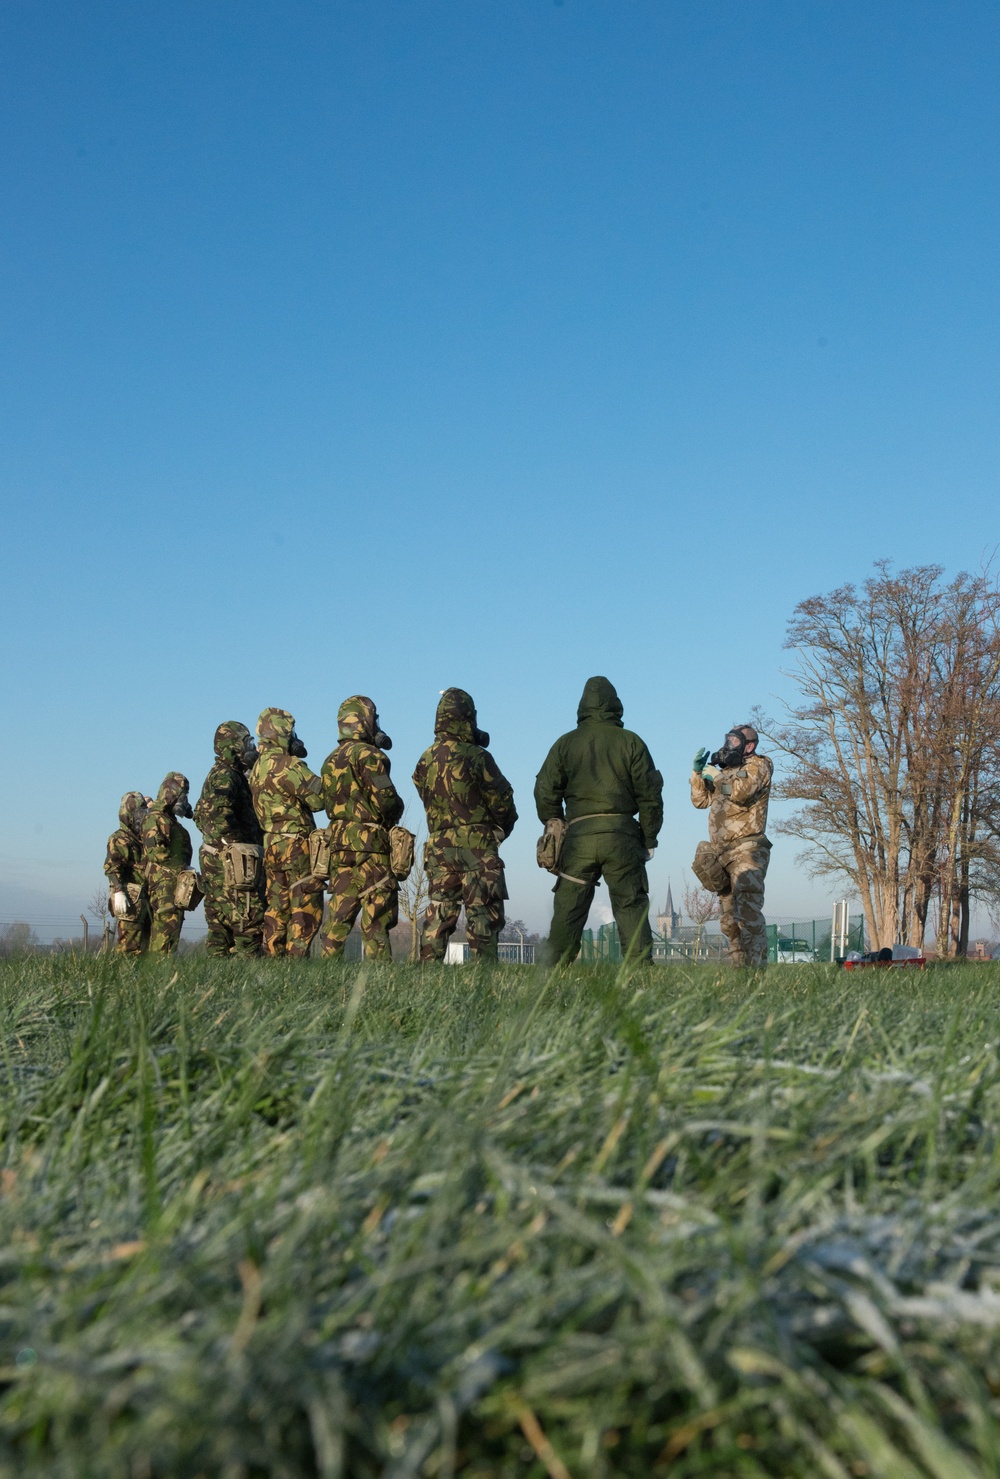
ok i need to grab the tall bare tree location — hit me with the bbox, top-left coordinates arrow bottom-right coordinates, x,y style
760,562 -> 1000,954
397,835 -> 429,963
682,881 -> 719,961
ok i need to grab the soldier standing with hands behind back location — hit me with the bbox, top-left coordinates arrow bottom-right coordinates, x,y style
690,723 -> 773,968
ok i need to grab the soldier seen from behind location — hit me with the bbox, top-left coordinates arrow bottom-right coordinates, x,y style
104,791 -> 151,954
194,722 -> 265,957
317,696 -> 405,959
250,707 -> 325,957
141,772 -> 194,954
690,723 -> 772,968
535,677 -> 663,965
413,688 -> 517,961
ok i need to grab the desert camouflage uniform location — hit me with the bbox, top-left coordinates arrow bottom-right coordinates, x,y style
194,722 -> 265,958
103,791 -> 151,955
318,696 -> 404,959
141,773 -> 193,955
250,708 -> 325,957
690,753 -> 773,967
413,688 -> 517,961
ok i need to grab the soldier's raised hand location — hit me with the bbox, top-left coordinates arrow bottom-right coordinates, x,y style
692,747 -> 710,774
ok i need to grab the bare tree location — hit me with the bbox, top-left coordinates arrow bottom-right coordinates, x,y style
88,882 -> 113,953
682,880 -> 720,961
760,562 -> 1000,954
397,835 -> 429,963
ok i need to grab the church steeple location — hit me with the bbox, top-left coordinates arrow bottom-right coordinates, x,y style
658,882 -> 681,939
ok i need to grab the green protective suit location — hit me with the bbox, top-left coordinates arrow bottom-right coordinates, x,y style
534,677 -> 663,966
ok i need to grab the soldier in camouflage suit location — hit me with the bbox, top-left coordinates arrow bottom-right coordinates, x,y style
413,688 -> 517,961
318,696 -> 404,959
690,724 -> 772,968
141,773 -> 194,955
194,722 -> 265,957
103,791 -> 151,955
250,707 -> 325,957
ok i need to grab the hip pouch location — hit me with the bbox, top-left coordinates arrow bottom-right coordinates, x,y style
389,825 -> 415,882
222,842 -> 263,892
308,827 -> 332,880
536,818 -> 568,874
692,841 -> 730,894
173,869 -> 204,911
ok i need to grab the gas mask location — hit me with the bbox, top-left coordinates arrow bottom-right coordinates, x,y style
129,801 -> 148,834
372,715 -> 392,751
241,736 -> 259,771
288,731 -> 308,759
710,731 -> 748,770
173,791 -> 194,818
473,726 -> 490,747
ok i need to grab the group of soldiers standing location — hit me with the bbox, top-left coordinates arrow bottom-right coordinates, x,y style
104,679 -> 773,968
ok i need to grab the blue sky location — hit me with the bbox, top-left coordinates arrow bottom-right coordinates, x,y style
1,1 -> 998,938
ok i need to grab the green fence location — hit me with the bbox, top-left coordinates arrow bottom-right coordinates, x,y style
766,918 -> 865,963
578,918 -> 866,965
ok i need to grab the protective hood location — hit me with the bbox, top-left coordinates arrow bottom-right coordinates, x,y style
434,687 -> 489,746
257,707 -> 295,753
577,676 -> 624,727
118,791 -> 147,836
214,720 -> 253,766
156,772 -> 190,809
338,695 -> 377,743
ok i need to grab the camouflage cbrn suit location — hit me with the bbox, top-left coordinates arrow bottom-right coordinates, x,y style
413,689 -> 517,961
318,696 -> 404,960
250,708 -> 325,957
690,752 -> 773,967
194,722 -> 265,958
141,773 -> 193,955
104,792 -> 151,955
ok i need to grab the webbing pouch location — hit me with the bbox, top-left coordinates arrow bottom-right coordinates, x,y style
222,842 -> 263,892
536,818 -> 568,874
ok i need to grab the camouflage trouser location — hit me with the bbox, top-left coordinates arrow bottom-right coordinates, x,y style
201,848 -> 264,958
545,826 -> 652,966
320,853 -> 398,960
419,842 -> 507,962
114,889 -> 150,955
147,870 -> 184,955
262,833 -> 323,958
717,838 -> 771,968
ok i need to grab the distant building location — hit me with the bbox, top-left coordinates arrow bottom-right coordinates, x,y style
656,882 -> 681,939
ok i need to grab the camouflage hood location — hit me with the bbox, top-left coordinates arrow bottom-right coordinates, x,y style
434,688 -> 489,747
337,695 -> 378,743
257,707 -> 294,755
214,720 -> 253,766
118,791 -> 147,837
155,772 -> 190,809
577,676 -> 624,728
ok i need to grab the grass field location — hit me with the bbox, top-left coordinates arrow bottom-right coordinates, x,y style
1,955 -> 999,1477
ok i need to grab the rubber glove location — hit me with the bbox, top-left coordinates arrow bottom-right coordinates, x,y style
701,764 -> 722,783
112,891 -> 129,919
646,848 -> 656,860
692,747 -> 710,774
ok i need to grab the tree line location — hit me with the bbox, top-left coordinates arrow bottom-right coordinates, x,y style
761,561 -> 1000,956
